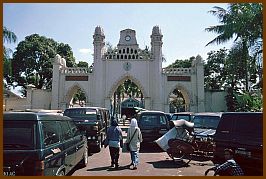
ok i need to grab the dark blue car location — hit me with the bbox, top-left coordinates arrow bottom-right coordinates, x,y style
3,112 -> 88,176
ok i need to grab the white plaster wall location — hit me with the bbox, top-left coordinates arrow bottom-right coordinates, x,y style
105,60 -> 150,98
4,89 -> 52,111
4,98 -> 29,111
31,89 -> 51,109
205,91 -> 227,112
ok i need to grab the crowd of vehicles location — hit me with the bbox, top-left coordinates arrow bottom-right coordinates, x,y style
3,107 -> 110,176
145,110 -> 262,175
3,107 -> 262,176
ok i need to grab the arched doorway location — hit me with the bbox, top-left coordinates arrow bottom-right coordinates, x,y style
108,76 -> 146,118
64,84 -> 89,109
111,79 -> 144,118
168,85 -> 191,113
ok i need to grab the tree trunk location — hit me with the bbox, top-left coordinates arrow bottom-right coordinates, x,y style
243,40 -> 249,92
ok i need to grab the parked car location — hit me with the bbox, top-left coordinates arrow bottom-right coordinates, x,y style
137,111 -> 170,143
192,112 -> 222,140
212,112 -> 263,176
63,107 -> 110,153
3,112 -> 88,176
169,112 -> 194,128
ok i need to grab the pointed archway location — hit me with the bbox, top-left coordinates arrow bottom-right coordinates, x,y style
167,84 -> 191,112
107,74 -> 148,117
64,83 -> 89,108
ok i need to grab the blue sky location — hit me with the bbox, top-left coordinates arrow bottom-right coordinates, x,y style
4,3 -> 233,68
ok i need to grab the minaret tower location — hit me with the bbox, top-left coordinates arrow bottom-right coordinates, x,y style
92,26 -> 105,106
150,26 -> 163,110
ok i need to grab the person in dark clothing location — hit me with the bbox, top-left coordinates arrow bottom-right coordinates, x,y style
205,148 -> 244,176
106,117 -> 123,169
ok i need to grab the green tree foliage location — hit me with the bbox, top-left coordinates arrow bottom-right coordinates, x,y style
57,43 -> 75,67
235,91 -> 262,112
205,3 -> 263,111
112,80 -> 143,115
204,48 -> 227,90
73,89 -> 86,105
166,57 -> 194,68
226,89 -> 262,112
11,34 -> 76,95
123,79 -> 142,98
77,61 -> 88,68
204,45 -> 262,111
224,42 -> 249,90
205,3 -> 263,91
169,89 -> 185,112
205,3 -> 262,46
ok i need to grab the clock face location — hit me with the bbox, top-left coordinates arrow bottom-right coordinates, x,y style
125,35 -> 131,41
123,62 -> 132,71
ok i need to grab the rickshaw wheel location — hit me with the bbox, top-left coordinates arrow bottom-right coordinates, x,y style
167,146 -> 192,166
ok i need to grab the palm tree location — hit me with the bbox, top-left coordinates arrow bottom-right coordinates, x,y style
3,26 -> 17,59
205,3 -> 263,91
3,26 -> 17,89
3,26 -> 17,43
205,3 -> 262,46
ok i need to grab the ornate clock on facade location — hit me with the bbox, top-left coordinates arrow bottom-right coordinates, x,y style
125,35 -> 131,41
123,62 -> 132,71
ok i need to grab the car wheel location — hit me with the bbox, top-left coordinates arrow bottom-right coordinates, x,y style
56,170 -> 65,176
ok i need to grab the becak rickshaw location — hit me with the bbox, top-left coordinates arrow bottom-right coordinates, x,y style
155,119 -> 195,166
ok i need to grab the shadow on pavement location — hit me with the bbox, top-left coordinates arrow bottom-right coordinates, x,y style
121,140 -> 162,153
87,165 -> 131,172
147,160 -> 191,169
86,166 -> 110,171
190,155 -> 212,162
139,142 -> 164,153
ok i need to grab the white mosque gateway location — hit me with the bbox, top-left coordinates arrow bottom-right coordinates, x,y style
50,26 -> 207,113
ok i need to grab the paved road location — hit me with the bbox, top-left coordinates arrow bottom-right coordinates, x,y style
71,122 -> 215,176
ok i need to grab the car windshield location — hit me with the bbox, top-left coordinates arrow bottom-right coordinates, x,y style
193,116 -> 220,129
139,114 -> 166,126
172,115 -> 191,121
64,108 -> 97,120
4,121 -> 36,149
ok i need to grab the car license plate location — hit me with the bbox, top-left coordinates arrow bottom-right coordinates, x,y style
235,149 -> 251,157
